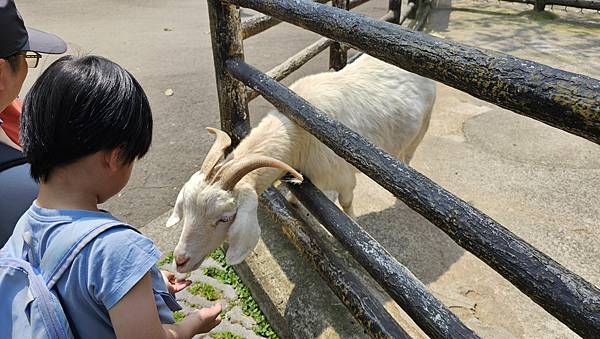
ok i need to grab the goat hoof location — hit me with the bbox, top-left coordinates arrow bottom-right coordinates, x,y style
344,210 -> 356,219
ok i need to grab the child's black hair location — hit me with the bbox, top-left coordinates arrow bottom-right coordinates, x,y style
21,55 -> 153,182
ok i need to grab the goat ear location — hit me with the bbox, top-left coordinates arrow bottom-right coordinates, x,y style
166,187 -> 185,228
225,190 -> 261,265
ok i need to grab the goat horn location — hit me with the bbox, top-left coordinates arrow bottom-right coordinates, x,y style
216,156 -> 303,191
200,127 -> 232,177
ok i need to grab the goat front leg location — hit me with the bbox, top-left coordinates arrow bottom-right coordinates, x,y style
337,173 -> 357,218
338,187 -> 356,218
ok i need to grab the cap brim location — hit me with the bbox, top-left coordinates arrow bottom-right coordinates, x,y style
22,27 -> 67,54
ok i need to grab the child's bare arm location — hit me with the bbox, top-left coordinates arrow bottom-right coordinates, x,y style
109,272 -> 221,339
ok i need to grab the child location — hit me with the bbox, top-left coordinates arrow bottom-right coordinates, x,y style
2,55 -> 221,338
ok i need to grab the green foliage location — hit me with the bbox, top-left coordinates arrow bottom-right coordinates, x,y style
172,310 -> 185,323
203,266 -> 231,284
158,252 -> 174,267
188,282 -> 222,301
183,300 -> 199,308
209,249 -> 279,339
525,10 -> 558,21
162,249 -> 278,338
210,332 -> 244,339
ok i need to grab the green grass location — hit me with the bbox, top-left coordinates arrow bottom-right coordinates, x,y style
173,310 -> 185,323
188,282 -> 223,301
158,253 -> 174,267
203,266 -> 231,284
524,10 -> 558,21
210,332 -> 244,339
162,250 -> 279,338
209,249 -> 278,339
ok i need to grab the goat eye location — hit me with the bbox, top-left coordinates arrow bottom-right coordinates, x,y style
218,214 -> 235,223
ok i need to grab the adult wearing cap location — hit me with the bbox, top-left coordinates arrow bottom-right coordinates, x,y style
0,0 -> 67,246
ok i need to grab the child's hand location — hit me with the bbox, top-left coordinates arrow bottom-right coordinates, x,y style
185,304 -> 222,334
161,270 -> 191,294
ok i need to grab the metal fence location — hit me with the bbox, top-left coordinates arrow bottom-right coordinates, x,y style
206,0 -> 600,337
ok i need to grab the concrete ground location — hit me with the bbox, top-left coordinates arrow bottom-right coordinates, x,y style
16,0 -> 599,338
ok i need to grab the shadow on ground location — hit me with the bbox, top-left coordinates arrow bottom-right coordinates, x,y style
241,187 -> 465,338
357,200 -> 464,284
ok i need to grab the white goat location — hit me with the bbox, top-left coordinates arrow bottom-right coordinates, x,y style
167,55 -> 436,271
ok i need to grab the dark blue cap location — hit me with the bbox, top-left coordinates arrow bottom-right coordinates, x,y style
0,0 -> 67,58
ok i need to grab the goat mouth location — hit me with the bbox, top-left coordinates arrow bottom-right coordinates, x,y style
176,259 -> 202,273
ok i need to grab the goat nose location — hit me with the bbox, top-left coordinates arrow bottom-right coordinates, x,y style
175,255 -> 190,267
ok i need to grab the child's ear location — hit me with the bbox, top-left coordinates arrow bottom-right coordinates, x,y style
105,148 -> 123,171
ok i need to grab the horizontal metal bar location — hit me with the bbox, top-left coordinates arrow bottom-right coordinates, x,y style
242,0 -> 373,39
243,0 -> 395,91
242,14 -> 280,39
285,177 -> 478,339
246,38 -> 333,101
500,0 -> 600,10
349,1 -> 417,64
242,0 -> 331,39
348,0 -> 373,9
260,187 -> 411,339
274,37 -> 329,71
225,58 -> 600,338
244,0 -> 389,100
229,0 -> 600,144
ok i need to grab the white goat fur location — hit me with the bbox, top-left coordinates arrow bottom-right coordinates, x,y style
168,55 -> 436,271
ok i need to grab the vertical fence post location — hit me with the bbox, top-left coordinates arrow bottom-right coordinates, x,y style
407,0 -> 419,19
329,0 -> 349,70
534,0 -> 546,11
389,0 -> 402,23
207,0 -> 250,146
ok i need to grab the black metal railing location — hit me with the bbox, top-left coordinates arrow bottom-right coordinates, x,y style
206,0 -> 600,337
260,188 -> 412,338
284,177 -> 477,338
